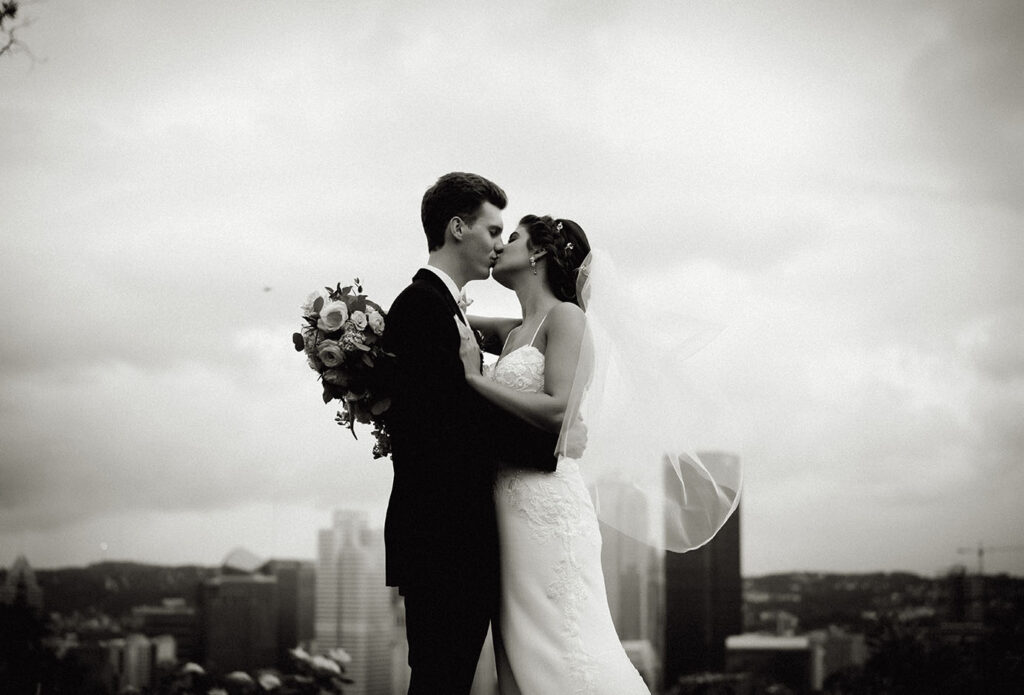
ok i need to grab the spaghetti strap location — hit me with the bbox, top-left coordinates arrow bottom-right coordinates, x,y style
528,310 -> 552,347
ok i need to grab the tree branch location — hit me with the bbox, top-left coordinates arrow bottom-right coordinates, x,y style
1,0 -> 39,62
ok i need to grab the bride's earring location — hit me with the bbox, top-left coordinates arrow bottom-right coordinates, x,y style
530,256 -> 537,275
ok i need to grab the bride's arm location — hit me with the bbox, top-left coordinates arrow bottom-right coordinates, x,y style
467,315 -> 521,355
457,303 -> 585,433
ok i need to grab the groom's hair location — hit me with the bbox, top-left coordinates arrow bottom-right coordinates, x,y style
421,172 -> 507,251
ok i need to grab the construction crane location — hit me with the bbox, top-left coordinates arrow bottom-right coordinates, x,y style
956,542 -> 1024,575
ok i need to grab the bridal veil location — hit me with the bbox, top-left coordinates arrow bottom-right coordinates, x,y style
556,249 -> 742,552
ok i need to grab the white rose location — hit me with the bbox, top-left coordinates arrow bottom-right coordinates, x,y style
317,301 -> 348,332
367,308 -> 385,335
301,288 -> 330,316
350,310 -> 368,331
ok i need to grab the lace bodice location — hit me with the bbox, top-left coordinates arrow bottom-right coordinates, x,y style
487,345 -> 546,393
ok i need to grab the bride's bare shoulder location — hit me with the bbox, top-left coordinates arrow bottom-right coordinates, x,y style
547,302 -> 585,335
551,301 -> 584,319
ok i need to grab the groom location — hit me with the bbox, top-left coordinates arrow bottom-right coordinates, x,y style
380,172 -> 558,694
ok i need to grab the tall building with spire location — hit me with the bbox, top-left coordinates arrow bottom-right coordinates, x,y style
316,510 -> 394,695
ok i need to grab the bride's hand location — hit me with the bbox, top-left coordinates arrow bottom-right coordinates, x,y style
564,414 -> 588,459
454,315 -> 482,378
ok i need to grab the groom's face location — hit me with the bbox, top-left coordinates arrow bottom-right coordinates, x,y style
460,201 -> 505,280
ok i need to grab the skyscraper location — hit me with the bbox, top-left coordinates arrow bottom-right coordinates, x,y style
261,559 -> 316,667
104,633 -> 157,692
316,510 -> 393,695
199,550 -> 279,674
664,451 -> 743,684
122,633 -> 154,690
0,554 -> 43,612
598,481 -> 665,689
131,598 -> 199,662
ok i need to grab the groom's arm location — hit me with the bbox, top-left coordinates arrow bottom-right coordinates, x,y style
381,285 -> 465,442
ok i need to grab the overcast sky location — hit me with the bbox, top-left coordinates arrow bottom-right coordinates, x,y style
2,1 -> 1022,577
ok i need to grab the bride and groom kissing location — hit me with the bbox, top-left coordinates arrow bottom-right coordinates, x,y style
380,172 -> 651,694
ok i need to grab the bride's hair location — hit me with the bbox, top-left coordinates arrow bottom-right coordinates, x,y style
519,215 -> 591,307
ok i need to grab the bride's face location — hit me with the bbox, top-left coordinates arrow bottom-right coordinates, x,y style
491,225 -> 532,288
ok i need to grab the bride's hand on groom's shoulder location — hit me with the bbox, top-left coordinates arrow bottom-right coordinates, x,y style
454,315 -> 482,378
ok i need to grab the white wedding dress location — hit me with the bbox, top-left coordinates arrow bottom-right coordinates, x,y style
487,331 -> 650,695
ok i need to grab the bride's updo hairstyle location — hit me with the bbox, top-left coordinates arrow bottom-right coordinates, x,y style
519,215 -> 591,307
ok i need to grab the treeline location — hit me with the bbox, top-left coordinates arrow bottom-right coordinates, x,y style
3,562 -> 217,618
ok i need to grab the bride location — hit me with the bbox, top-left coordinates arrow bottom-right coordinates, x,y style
456,215 -> 651,694
459,214 -> 742,693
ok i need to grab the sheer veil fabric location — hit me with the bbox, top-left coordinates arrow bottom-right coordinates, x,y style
556,249 -> 742,552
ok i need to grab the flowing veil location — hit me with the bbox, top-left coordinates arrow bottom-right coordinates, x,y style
556,249 -> 742,552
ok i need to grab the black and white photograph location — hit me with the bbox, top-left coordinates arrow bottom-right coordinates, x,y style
2,1 -> 1022,693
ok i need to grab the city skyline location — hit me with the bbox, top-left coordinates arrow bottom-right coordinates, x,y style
315,510 -> 393,695
7,542 -> 1018,693
1,2 -> 1022,577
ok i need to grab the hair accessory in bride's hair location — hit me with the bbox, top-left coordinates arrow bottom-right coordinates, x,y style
564,242 -> 574,251
556,221 -> 564,232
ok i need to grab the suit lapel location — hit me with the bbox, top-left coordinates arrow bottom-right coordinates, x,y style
413,268 -> 466,325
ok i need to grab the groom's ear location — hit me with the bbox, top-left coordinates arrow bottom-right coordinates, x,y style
449,216 -> 464,241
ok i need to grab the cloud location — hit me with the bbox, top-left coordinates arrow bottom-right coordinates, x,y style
633,236 -> 1024,573
960,309 -> 1024,383
1,1 -> 1021,575
0,331 -> 395,532
903,0 -> 1024,207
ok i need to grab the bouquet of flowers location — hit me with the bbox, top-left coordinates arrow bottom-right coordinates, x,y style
292,279 -> 392,459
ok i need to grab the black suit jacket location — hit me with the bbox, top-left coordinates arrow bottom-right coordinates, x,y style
380,269 -> 558,589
